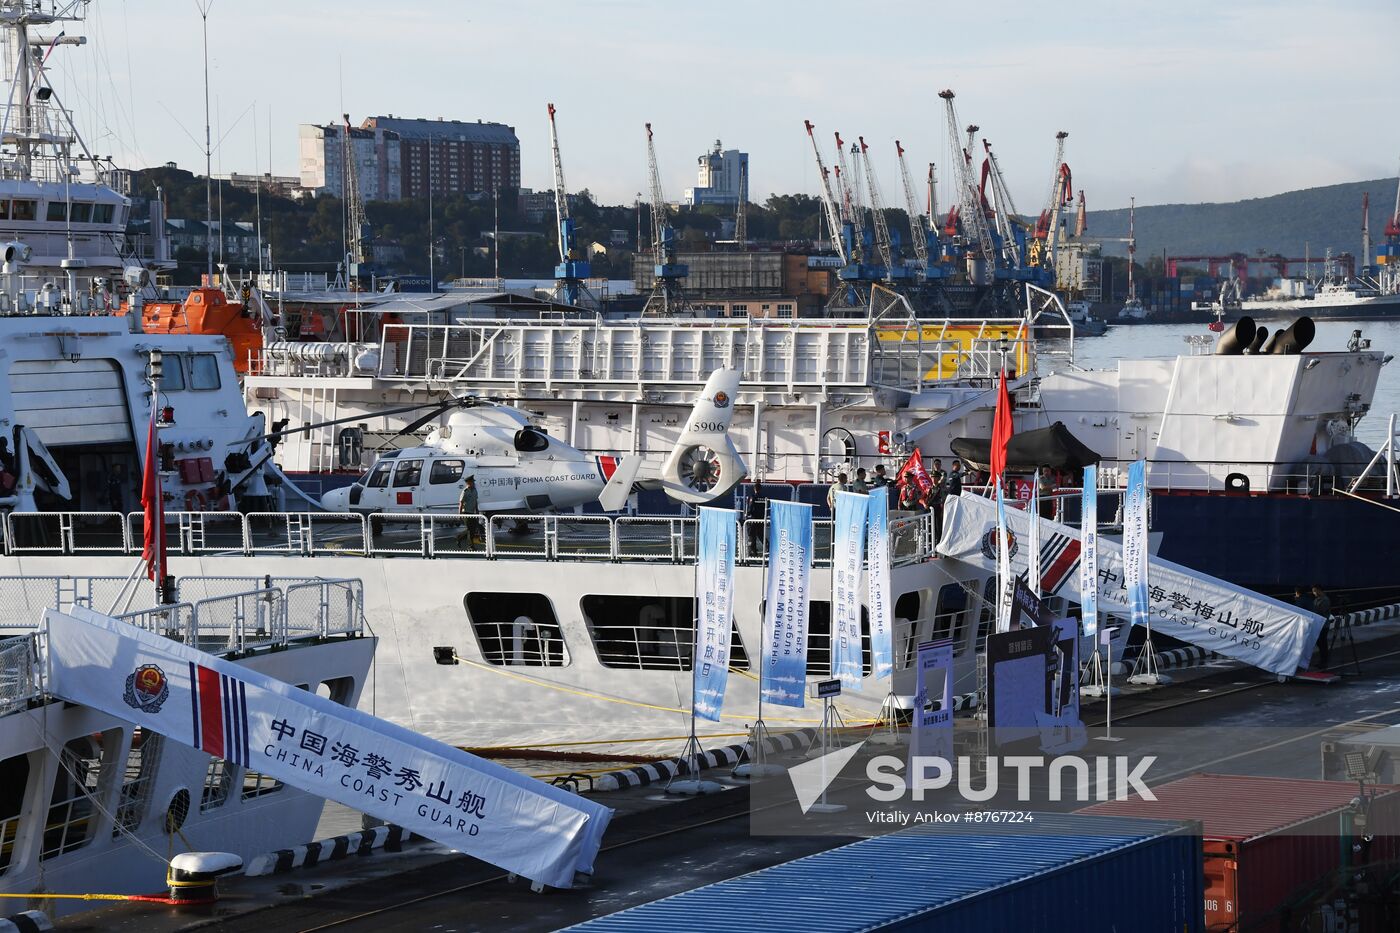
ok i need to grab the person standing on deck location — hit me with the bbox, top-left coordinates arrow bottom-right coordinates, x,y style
827,472 -> 850,511
455,476 -> 482,547
1311,584 -> 1333,669
853,468 -> 869,495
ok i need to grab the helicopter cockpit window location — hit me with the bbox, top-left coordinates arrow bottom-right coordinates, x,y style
513,427 -> 549,453
392,459 -> 423,487
365,461 -> 393,488
429,459 -> 464,484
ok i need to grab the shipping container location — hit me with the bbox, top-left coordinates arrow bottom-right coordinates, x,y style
565,813 -> 1204,933
1081,773 -> 1400,932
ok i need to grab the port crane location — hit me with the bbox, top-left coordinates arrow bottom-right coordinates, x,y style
858,136 -> 900,278
895,140 -> 933,273
939,90 -> 995,277
342,113 -> 371,285
733,160 -> 747,250
546,103 -> 591,307
980,139 -> 1039,280
642,122 -> 689,315
1030,131 -> 1072,278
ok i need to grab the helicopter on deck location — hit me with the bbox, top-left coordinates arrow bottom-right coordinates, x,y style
319,369 -> 746,514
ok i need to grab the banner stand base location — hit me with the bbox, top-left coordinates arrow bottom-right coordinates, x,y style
867,691 -> 906,746
1080,648 -> 1122,698
804,702 -> 848,759
666,731 -> 723,795
805,802 -> 848,814
732,719 -> 787,779
1128,635 -> 1171,686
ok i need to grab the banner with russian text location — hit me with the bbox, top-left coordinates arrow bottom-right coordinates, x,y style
1080,465 -> 1099,640
44,607 -> 613,889
1124,459 -> 1148,631
1028,470 -> 1041,596
866,487 -> 894,680
831,490 -> 868,689
762,500 -> 813,708
693,507 -> 735,722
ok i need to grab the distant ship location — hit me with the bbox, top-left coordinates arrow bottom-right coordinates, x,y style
1243,280 -> 1400,319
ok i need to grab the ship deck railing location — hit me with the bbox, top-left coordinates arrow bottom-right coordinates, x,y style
0,576 -> 365,658
244,316 -> 1044,396
0,509 -> 942,566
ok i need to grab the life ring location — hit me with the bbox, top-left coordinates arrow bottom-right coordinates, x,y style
184,489 -> 209,512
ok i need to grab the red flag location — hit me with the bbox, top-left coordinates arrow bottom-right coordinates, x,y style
896,449 -> 933,496
141,409 -> 165,584
990,367 -> 1014,487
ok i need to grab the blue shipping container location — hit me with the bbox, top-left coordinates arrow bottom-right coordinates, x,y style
566,813 -> 1204,933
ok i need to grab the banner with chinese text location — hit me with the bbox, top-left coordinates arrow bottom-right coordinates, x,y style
44,606 -> 613,889
693,507 -> 735,722
866,487 -> 894,680
762,500 -> 813,708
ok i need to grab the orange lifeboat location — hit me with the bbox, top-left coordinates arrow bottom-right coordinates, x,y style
126,287 -> 263,373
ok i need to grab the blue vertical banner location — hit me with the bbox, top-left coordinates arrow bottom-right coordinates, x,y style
865,487 -> 894,680
995,484 -> 1012,633
762,500 -> 813,708
693,507 -> 736,722
1080,465 -> 1099,640
831,490 -> 869,689
1124,459 -> 1149,631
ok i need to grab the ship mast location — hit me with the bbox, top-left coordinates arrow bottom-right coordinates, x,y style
197,0 -> 214,281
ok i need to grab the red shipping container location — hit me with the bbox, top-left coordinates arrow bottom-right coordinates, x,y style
1081,773 -> 1400,932
197,457 -> 215,483
177,459 -> 201,484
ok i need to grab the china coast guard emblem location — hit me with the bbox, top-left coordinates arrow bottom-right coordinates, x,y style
713,390 -> 730,409
123,664 -> 170,713
980,527 -> 1018,562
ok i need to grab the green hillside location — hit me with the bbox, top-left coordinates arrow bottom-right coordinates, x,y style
1084,178 -> 1395,263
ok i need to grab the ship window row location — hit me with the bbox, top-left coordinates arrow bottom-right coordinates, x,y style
158,353 -> 222,392
462,592 -> 901,675
0,199 -> 120,225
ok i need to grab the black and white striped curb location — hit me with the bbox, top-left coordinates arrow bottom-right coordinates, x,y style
1109,645 -> 1217,676
1337,602 -> 1400,628
0,912 -> 50,933
593,728 -> 818,792
245,824 -> 416,877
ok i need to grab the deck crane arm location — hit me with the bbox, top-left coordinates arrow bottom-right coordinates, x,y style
803,120 -> 849,263
895,140 -> 929,268
1386,165 -> 1400,240
858,137 -> 894,273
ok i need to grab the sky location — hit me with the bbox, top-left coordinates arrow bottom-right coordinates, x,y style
51,0 -> 1400,212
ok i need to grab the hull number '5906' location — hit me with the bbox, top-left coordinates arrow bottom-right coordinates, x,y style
691,421 -> 726,433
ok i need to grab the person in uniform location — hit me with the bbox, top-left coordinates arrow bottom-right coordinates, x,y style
455,475 -> 482,547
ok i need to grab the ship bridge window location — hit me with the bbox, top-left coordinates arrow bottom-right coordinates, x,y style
392,459 -> 423,487
42,730 -> 119,861
464,593 -> 568,666
69,203 -> 92,223
46,201 -> 65,222
580,595 -> 750,671
0,201 -> 10,220
365,460 -> 393,488
514,427 -> 549,452
189,353 -> 220,390
430,459 -> 464,484
92,203 -> 114,224
0,752 -> 29,874
11,200 -> 34,222
160,355 -> 186,391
